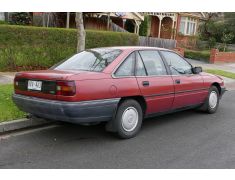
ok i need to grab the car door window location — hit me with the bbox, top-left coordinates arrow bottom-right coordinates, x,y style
138,50 -> 167,76
115,53 -> 135,77
161,51 -> 193,75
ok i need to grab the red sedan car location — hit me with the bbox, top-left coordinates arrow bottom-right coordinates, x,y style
13,47 -> 226,138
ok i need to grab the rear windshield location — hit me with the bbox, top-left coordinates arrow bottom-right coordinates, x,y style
54,49 -> 122,72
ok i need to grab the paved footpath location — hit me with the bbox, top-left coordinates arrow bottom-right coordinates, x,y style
186,59 -> 235,73
0,72 -> 16,85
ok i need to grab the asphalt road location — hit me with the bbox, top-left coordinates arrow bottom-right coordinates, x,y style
1,91 -> 235,169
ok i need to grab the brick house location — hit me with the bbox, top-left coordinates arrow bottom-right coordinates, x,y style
32,12 -> 144,34
144,12 -> 206,47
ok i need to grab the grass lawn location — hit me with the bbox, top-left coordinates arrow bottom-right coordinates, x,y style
205,69 -> 235,79
0,84 -> 26,122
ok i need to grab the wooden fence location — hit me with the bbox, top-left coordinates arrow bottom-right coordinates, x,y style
138,36 -> 177,49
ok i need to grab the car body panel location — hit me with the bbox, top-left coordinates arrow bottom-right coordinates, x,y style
136,76 -> 174,114
12,46 -> 226,123
171,74 -> 207,109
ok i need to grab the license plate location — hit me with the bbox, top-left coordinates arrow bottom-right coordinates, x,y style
28,80 -> 42,91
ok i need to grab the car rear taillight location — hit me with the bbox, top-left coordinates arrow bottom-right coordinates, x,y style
14,77 -> 20,90
56,81 -> 76,96
14,78 -> 17,87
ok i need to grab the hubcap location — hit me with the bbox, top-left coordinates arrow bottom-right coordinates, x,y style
121,107 -> 139,132
209,91 -> 218,109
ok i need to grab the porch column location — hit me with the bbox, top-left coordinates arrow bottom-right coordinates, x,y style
107,12 -> 110,30
134,23 -> 137,34
42,13 -> 46,27
158,17 -> 162,38
171,20 -> 175,39
66,12 -> 70,28
46,13 -> 50,27
174,14 -> 178,40
134,20 -> 141,34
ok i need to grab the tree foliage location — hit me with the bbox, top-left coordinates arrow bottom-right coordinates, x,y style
10,12 -> 32,25
199,12 -> 235,51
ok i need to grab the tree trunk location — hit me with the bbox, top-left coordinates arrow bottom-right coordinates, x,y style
75,12 -> 86,52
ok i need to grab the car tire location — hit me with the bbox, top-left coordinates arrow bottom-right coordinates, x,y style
109,99 -> 143,139
200,86 -> 220,114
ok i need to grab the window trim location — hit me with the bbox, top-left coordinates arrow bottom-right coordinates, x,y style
159,50 -> 194,76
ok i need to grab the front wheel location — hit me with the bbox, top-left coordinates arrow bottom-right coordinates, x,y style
110,99 -> 143,139
200,86 -> 220,114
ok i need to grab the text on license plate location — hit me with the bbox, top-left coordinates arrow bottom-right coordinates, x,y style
28,80 -> 42,91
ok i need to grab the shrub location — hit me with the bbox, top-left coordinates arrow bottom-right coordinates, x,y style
0,20 -> 8,25
208,37 -> 217,49
0,25 -> 138,71
9,12 -> 32,25
184,49 -> 210,62
139,16 -> 150,36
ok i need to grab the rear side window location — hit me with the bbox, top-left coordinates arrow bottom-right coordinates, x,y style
115,53 -> 135,77
138,50 -> 167,76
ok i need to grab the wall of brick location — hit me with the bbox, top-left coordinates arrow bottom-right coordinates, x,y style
173,47 -> 185,56
210,48 -> 235,63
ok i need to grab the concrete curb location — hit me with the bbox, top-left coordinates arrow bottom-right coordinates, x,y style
0,117 -> 53,134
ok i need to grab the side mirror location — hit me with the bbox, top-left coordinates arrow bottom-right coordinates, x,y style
192,67 -> 202,74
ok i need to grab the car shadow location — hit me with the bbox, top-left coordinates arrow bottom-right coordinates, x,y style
34,108 -> 208,143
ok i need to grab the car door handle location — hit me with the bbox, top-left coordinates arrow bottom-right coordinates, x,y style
175,79 -> 181,84
142,81 -> 149,86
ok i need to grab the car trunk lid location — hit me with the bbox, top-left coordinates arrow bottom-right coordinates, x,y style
14,70 -> 80,100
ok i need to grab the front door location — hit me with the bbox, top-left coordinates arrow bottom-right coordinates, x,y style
135,50 -> 174,115
160,50 -> 207,109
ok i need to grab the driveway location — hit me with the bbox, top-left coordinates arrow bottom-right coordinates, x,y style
0,91 -> 234,168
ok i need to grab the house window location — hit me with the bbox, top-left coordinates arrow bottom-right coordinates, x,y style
179,16 -> 197,35
179,17 -> 186,34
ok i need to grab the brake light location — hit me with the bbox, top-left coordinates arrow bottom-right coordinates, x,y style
56,81 -> 76,96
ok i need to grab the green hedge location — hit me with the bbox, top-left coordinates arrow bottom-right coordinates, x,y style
184,49 -> 210,62
0,25 -> 138,71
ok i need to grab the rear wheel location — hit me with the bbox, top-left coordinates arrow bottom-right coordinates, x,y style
106,99 -> 143,139
200,86 -> 220,114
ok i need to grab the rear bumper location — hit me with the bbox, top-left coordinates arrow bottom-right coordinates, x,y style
12,94 -> 120,123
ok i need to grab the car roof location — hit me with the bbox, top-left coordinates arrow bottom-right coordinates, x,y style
91,46 -> 173,51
